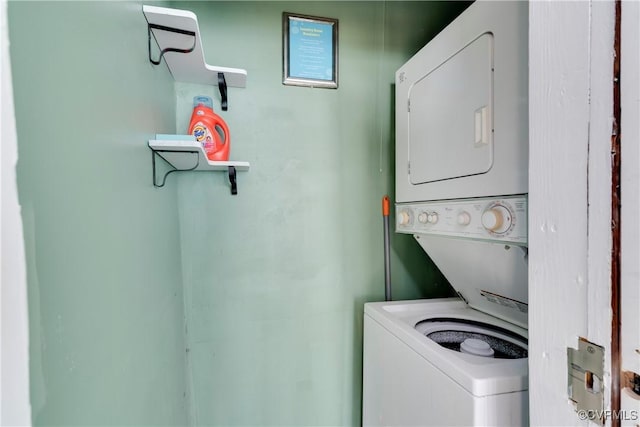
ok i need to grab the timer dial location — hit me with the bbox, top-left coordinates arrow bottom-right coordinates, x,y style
481,204 -> 513,234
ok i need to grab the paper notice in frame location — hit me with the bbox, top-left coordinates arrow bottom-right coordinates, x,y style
282,13 -> 338,89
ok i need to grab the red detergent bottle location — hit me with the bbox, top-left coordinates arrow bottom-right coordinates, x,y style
188,96 -> 230,161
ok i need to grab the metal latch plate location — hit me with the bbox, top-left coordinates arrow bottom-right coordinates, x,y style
568,338 -> 605,424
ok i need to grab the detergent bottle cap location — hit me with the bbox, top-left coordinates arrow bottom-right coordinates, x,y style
193,96 -> 213,109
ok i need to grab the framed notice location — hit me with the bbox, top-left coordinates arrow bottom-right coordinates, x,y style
283,13 -> 338,89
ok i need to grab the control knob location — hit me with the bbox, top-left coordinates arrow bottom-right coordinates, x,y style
398,210 -> 412,226
481,204 -> 513,234
457,211 -> 471,226
417,211 -> 438,224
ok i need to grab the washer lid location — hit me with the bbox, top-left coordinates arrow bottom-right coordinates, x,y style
414,234 -> 528,329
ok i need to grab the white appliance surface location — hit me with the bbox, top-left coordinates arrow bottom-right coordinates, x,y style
414,235 -> 528,328
395,0 -> 528,203
396,195 -> 529,328
362,299 -> 529,427
408,32 -> 494,185
365,1 -> 530,426
396,195 -> 527,244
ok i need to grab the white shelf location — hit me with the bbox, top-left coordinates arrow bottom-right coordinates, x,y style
143,5 -> 247,88
149,137 -> 249,193
149,139 -> 250,172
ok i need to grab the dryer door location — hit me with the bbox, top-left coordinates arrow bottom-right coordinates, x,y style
408,33 -> 494,185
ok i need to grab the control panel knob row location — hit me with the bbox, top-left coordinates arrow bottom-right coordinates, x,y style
418,212 -> 438,224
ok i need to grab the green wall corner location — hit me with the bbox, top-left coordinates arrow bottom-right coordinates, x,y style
9,1 -> 188,425
8,0 -> 469,425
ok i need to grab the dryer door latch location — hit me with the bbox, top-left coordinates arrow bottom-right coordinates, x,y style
567,337 -> 605,424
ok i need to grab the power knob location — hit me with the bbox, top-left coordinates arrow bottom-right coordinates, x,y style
417,212 -> 429,224
398,210 -> 412,226
481,205 -> 513,234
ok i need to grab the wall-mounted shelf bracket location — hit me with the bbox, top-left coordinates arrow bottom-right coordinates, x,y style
218,72 -> 228,111
228,166 -> 237,195
147,23 -> 196,66
149,136 -> 249,195
143,5 -> 247,110
151,148 -> 199,188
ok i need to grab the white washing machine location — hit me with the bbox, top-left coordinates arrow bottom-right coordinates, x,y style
362,196 -> 529,427
363,298 -> 528,426
363,1 -> 529,426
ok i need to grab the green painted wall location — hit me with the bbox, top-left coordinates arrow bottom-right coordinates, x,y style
9,1 -> 188,425
172,2 -> 468,425
9,0 -> 469,425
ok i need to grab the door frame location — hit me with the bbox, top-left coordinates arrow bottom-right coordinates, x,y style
1,0 -> 32,423
529,1 -> 616,425
620,0 -> 640,420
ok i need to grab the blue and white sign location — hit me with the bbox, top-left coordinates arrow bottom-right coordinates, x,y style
284,14 -> 338,88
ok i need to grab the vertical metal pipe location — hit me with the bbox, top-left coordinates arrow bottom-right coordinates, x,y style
382,196 -> 392,301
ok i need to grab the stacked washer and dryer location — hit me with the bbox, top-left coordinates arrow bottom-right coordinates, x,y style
362,1 -> 529,426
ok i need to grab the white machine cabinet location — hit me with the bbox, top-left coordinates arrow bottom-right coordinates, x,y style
396,1 -> 528,203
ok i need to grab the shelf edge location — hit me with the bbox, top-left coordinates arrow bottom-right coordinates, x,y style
148,140 -> 250,172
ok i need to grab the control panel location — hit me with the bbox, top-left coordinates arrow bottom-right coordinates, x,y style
396,195 -> 527,244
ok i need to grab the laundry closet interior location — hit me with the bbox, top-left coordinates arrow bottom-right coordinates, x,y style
7,0 -> 634,426
8,1 -> 472,425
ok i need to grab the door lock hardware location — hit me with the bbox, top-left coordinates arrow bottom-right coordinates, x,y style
622,370 -> 640,398
568,338 -> 605,424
